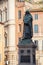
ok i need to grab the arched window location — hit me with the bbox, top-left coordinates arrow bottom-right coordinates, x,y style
2,7 -> 7,22
0,10 -> 2,22
5,7 -> 7,21
2,10 -> 5,22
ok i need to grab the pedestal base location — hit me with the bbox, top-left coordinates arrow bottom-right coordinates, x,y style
18,39 -> 36,65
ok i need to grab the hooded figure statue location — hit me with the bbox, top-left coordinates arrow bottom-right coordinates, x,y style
23,10 -> 33,39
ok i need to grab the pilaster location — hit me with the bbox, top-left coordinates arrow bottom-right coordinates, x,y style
7,0 -> 16,65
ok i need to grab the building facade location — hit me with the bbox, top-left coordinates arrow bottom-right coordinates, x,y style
23,1 -> 43,65
0,0 -> 43,65
31,10 -> 43,65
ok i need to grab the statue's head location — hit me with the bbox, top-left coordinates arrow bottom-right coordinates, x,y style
23,10 -> 33,24
25,10 -> 30,15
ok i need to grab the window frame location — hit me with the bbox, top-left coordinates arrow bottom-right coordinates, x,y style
19,24 -> 21,32
34,14 -> 38,20
34,24 -> 38,33
18,10 -> 21,19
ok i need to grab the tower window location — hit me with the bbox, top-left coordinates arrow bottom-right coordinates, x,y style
18,10 -> 21,19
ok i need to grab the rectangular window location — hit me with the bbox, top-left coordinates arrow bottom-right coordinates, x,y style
34,25 -> 38,33
20,55 -> 30,63
19,24 -> 21,32
5,37 -> 7,47
18,10 -> 21,19
34,40 -> 38,50
35,14 -> 38,20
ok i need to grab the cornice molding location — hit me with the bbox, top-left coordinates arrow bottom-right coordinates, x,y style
25,2 -> 43,11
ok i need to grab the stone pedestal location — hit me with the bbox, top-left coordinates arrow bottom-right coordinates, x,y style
18,39 -> 36,65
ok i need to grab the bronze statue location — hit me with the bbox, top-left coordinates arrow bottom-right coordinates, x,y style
23,10 -> 33,39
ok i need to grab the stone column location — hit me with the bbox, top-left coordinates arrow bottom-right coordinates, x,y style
7,0 -> 16,65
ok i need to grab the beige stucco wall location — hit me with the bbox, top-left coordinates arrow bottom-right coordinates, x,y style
15,2 -> 25,46
31,11 -> 43,65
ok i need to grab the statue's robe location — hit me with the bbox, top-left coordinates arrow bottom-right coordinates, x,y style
23,12 -> 33,39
